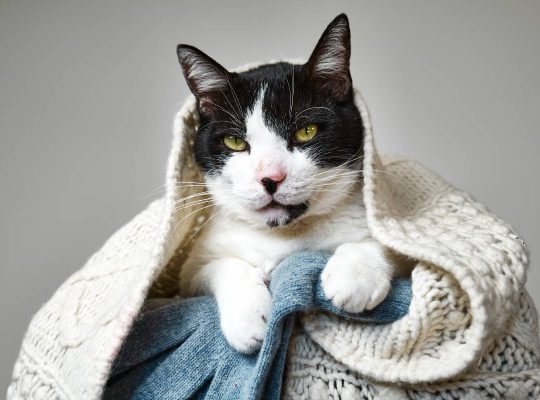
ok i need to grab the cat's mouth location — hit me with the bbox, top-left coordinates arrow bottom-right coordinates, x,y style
258,200 -> 309,227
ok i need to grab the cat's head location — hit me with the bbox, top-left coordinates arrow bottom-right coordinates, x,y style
177,14 -> 364,228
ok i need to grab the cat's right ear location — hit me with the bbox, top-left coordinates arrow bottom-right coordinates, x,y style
177,44 -> 230,112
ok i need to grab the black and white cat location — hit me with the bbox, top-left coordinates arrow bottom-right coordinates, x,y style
178,14 -> 394,354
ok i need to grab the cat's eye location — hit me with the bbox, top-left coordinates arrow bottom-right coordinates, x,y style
223,135 -> 248,151
294,124 -> 318,143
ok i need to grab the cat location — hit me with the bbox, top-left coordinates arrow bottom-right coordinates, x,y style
177,14 -> 395,354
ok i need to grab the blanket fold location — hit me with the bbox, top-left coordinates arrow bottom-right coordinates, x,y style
300,157 -> 535,384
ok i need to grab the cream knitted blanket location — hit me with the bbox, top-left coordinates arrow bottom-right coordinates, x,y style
7,73 -> 540,399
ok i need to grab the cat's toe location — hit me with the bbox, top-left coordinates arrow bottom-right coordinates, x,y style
365,279 -> 391,310
222,322 -> 266,353
322,250 -> 391,313
219,285 -> 272,354
322,271 -> 371,312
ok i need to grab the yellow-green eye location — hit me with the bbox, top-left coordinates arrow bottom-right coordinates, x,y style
223,135 -> 248,151
294,124 -> 318,143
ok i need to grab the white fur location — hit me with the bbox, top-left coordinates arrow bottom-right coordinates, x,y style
321,240 -> 392,312
181,88 -> 394,353
190,257 -> 272,353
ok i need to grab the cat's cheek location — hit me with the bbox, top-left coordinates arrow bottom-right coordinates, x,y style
216,156 -> 269,207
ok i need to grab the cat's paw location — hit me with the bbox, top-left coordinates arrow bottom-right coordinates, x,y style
218,277 -> 272,354
322,242 -> 392,313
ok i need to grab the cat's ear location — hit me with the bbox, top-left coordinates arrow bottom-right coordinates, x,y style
177,44 -> 231,112
304,14 -> 352,99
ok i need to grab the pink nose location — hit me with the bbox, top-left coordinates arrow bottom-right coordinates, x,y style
259,170 -> 286,183
257,170 -> 287,195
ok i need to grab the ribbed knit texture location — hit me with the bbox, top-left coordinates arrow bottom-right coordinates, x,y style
7,62 -> 540,400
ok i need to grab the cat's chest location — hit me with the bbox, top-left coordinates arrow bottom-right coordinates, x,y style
197,199 -> 370,273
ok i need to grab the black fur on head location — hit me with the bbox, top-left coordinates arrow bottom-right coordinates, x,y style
176,13 -> 364,176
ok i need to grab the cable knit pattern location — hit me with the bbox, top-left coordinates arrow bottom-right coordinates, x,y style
7,62 -> 540,399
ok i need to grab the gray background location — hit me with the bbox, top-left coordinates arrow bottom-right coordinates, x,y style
1,0 -> 539,391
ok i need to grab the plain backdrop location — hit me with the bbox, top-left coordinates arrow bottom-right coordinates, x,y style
1,0 -> 539,391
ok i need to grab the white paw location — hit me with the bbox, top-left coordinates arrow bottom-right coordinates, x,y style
218,271 -> 272,354
322,242 -> 392,313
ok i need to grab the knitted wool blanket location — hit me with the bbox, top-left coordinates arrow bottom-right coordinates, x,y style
8,62 -> 540,399
102,252 -> 411,400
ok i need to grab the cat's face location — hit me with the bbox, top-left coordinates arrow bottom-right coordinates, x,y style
177,14 -> 364,228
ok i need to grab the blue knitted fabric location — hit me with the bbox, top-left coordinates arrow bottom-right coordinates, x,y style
103,251 -> 412,400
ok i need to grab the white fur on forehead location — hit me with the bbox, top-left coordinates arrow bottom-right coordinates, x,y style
312,19 -> 349,77
245,87 -> 287,148
180,49 -> 228,93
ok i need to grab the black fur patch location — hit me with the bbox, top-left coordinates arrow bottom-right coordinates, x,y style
190,62 -> 363,175
179,13 -> 364,177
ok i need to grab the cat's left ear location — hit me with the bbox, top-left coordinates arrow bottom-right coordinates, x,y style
304,14 -> 352,99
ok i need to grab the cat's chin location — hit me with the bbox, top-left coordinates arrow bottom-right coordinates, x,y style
255,200 -> 309,228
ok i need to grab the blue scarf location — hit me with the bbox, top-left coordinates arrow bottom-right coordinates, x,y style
104,251 -> 412,399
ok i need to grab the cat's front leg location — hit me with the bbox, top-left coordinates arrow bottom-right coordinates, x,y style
322,239 -> 394,313
185,257 -> 272,354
